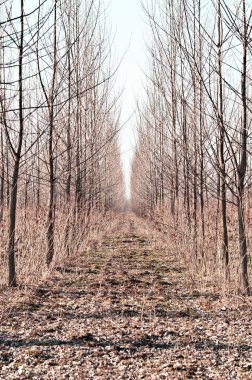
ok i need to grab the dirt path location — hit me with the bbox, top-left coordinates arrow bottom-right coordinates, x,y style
0,217 -> 251,379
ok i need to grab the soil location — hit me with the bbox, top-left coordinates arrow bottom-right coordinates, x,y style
0,217 -> 251,379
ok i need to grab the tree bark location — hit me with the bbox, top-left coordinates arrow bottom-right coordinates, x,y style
237,0 -> 250,294
217,0 -> 229,280
8,0 -> 24,286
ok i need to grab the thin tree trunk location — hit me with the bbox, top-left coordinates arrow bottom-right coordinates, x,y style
46,106 -> 55,265
237,0 -> 249,294
36,121 -> 40,213
8,0 -> 24,286
0,130 -> 4,223
46,1 -> 57,265
198,0 -> 205,243
217,0 -> 229,280
65,14 -> 72,255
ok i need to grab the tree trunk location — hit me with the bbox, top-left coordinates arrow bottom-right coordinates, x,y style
237,0 -> 249,295
46,0 -> 57,265
217,0 -> 229,280
8,0 -> 24,286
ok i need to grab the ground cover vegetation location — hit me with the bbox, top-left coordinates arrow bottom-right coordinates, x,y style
0,0 -> 251,379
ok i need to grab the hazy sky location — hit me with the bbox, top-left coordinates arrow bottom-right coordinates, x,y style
19,0 -> 147,197
105,0 -> 147,197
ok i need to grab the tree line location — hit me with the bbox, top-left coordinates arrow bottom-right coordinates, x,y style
0,0 -> 124,287
131,0 -> 252,295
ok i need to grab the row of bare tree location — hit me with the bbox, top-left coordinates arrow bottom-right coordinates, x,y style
0,0 -> 124,286
131,0 -> 252,295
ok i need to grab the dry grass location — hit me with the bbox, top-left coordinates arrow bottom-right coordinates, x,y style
0,206 -> 120,289
1,203 -> 250,297
150,203 -> 252,296
0,214 -> 251,379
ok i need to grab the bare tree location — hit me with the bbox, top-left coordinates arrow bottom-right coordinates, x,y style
132,0 -> 252,294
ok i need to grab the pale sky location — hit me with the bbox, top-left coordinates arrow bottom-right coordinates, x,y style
105,0 -> 147,198
14,0 -> 147,198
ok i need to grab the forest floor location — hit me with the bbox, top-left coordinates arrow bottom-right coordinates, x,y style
0,216 -> 251,380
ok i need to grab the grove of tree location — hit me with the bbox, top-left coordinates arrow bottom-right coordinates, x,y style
131,0 -> 252,295
0,0 -> 251,297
